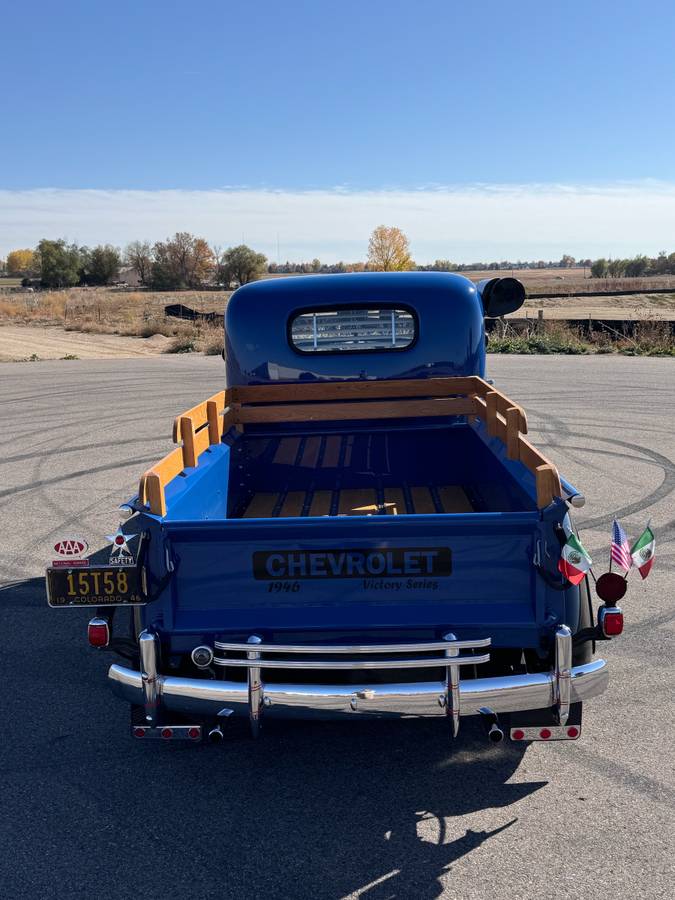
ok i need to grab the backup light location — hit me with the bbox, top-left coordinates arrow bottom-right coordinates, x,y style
87,617 -> 109,648
191,645 -> 214,669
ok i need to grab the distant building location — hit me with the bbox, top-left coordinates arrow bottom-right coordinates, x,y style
112,266 -> 142,287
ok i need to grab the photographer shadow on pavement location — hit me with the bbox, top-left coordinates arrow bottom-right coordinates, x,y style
3,575 -> 547,900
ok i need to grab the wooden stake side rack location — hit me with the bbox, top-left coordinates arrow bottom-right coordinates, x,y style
138,377 -> 562,516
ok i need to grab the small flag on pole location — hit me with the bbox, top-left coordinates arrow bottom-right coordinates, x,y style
611,519 -> 632,573
630,524 -> 656,579
558,533 -> 593,585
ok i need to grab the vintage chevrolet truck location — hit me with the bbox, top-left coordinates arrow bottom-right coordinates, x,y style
47,272 -> 623,745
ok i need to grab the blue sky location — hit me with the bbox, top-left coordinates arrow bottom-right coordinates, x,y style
2,0 -> 674,260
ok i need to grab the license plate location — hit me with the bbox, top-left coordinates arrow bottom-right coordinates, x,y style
46,566 -> 145,607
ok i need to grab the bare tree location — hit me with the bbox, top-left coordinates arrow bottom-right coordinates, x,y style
124,240 -> 153,285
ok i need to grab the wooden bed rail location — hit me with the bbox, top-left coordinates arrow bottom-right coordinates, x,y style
138,377 -> 560,515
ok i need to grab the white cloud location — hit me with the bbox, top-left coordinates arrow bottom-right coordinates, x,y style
1,182 -> 675,263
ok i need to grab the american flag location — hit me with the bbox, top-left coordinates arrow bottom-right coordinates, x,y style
611,519 -> 632,572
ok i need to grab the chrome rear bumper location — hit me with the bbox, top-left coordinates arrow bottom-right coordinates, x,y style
108,628 -> 608,736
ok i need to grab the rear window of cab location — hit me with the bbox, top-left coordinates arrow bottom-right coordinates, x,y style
289,307 -> 417,354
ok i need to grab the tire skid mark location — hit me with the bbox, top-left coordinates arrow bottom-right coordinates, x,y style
2,483 -> 129,577
0,455 -> 157,502
552,744 -> 675,811
532,427 -> 675,531
1,434 -> 166,467
631,606 -> 675,631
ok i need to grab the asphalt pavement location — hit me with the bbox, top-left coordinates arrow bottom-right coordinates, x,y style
0,354 -> 673,899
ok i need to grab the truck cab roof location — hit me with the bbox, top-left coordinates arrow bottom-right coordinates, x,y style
224,272 -> 486,386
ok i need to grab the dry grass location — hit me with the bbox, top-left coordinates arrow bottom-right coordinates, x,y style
488,320 -> 675,356
0,287 -> 230,354
463,267 -> 675,296
2,284 -> 673,357
199,325 -> 225,356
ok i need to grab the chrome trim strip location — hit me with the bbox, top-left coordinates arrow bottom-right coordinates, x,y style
108,658 -> 608,722
247,635 -> 263,738
213,638 -> 492,653
554,625 -> 572,726
444,632 -> 461,739
139,630 -> 159,725
212,653 -> 490,670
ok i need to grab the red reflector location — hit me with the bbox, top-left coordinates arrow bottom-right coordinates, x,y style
512,729 -> 525,741
601,610 -> 624,636
540,728 -> 552,740
188,727 -> 201,740
133,727 -> 146,738
161,728 -> 173,740
567,726 -> 579,738
87,619 -> 109,647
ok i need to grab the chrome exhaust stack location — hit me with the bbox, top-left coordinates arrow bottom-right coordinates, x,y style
478,706 -> 504,744
208,725 -> 224,743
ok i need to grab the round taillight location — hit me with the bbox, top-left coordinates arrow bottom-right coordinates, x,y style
567,726 -> 579,738
161,727 -> 173,740
87,618 -> 109,648
133,727 -> 146,738
539,728 -> 552,740
512,729 -> 525,741
188,727 -> 201,740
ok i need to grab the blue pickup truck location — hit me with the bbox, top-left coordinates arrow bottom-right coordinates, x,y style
47,272 -> 620,745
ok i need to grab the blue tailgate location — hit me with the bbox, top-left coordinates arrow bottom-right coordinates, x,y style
159,511 -> 541,644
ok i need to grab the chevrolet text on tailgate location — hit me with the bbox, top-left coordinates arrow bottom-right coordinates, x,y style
47,272 -> 628,746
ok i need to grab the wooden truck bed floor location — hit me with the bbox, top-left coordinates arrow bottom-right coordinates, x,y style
239,484 -> 474,518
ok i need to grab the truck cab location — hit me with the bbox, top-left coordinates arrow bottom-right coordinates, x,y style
51,273 -> 614,745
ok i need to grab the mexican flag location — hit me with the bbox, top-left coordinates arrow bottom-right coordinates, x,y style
558,533 -> 592,585
631,525 -> 656,579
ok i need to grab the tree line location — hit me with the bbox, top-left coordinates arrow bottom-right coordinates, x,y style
590,251 -> 675,278
1,236 -> 268,289
4,226 -> 675,288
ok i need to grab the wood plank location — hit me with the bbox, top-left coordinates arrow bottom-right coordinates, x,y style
536,465 -> 557,509
309,490 -> 333,516
506,407 -> 520,460
232,376 -> 525,432
518,436 -> 555,471
272,436 -> 301,465
473,378 -> 528,433
144,474 -> 166,517
383,487 -> 406,515
143,447 -> 185,487
321,435 -> 342,467
494,415 -> 507,443
486,392 -> 499,438
179,416 -> 197,467
279,491 -> 306,517
193,425 -> 211,460
338,489 -> 379,516
172,400 -> 207,443
138,446 -> 185,515
173,391 -> 226,442
231,376 -> 484,404
438,486 -> 473,513
234,397 -> 476,424
299,435 -> 321,468
242,493 -> 279,518
410,486 -> 436,514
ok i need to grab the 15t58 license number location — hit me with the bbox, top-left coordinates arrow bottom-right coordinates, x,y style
46,567 -> 144,607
